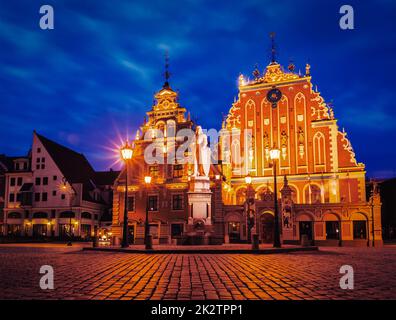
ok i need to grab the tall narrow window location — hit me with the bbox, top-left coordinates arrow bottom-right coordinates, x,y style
127,196 -> 135,212
173,164 -> 183,178
353,221 -> 367,239
148,196 -> 158,211
172,194 -> 183,210
149,166 -> 159,178
313,132 -> 325,166
325,221 -> 340,239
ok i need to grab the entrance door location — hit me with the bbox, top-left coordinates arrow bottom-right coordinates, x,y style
171,223 -> 183,239
261,213 -> 274,243
228,222 -> 241,243
33,224 -> 48,237
299,221 -> 313,240
128,225 -> 135,244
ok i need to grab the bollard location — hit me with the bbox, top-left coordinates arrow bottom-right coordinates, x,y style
93,226 -> 99,248
252,234 -> 259,250
301,234 -> 310,247
146,234 -> 153,250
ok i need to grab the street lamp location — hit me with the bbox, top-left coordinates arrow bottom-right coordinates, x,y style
61,177 -> 75,247
120,141 -> 133,248
144,175 -> 152,250
269,146 -> 281,248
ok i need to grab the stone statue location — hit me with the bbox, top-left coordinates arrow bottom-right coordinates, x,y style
193,126 -> 211,177
298,127 -> 304,145
281,130 -> 288,147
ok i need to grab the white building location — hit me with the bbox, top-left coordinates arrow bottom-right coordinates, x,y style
2,131 -> 117,239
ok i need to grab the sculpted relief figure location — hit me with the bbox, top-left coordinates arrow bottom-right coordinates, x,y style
192,126 -> 211,177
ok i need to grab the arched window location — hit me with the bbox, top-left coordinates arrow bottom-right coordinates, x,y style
81,212 -> 92,219
156,121 -> 165,136
166,120 -> 176,138
236,188 -> 246,205
304,184 -> 322,204
8,212 -> 22,219
289,185 -> 298,203
231,138 -> 241,166
313,132 -> 326,165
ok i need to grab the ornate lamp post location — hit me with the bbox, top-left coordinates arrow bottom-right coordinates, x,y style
61,177 -> 75,247
244,175 -> 253,243
120,141 -> 133,248
245,175 -> 258,249
270,146 -> 281,248
144,175 -> 152,250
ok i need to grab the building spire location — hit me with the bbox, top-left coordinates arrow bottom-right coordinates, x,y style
163,50 -> 170,88
270,32 -> 277,63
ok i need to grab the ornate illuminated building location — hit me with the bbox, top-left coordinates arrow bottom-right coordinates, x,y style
112,49 -> 383,246
111,75 -> 224,245
219,55 -> 382,246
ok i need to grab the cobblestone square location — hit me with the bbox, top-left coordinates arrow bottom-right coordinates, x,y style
0,244 -> 395,300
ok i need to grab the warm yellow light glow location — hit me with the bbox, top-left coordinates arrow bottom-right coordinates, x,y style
269,148 -> 280,160
215,174 -> 221,180
245,175 -> 252,185
120,141 -> 133,160
144,176 -> 152,184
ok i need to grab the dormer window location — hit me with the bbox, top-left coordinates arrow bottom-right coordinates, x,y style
37,147 -> 41,153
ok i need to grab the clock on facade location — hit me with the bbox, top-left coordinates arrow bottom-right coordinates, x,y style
267,88 -> 282,108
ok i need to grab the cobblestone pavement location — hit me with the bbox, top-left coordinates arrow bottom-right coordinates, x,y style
0,245 -> 395,300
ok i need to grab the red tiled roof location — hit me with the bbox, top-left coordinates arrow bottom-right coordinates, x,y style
36,133 -> 95,184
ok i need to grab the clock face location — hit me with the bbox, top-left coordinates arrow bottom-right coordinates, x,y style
267,88 -> 282,103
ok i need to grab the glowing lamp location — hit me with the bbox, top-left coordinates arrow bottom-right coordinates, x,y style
144,176 -> 152,184
269,148 -> 280,160
245,175 -> 252,185
120,141 -> 133,161
215,174 -> 221,180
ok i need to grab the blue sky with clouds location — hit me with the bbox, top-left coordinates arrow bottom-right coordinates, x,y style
0,0 -> 395,177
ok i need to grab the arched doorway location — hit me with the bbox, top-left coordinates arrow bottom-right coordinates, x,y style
323,212 -> 341,240
260,212 -> 274,243
224,212 -> 244,243
296,212 -> 314,243
351,212 -> 368,240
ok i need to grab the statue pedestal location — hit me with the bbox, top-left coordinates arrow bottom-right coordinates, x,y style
185,176 -> 213,244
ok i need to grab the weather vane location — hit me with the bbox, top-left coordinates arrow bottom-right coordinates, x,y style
270,32 -> 276,63
163,50 -> 170,88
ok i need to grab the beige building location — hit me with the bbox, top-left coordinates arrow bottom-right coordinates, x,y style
2,132 -> 116,239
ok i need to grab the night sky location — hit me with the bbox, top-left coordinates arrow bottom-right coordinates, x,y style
0,0 -> 395,178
